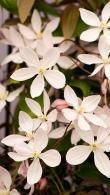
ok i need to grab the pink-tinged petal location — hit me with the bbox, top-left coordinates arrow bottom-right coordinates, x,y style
98,35 -> 110,59
78,54 -> 102,65
90,64 -> 104,76
11,67 -> 36,81
80,28 -> 102,42
66,145 -> 91,165
0,100 -> 6,112
62,108 -> 77,121
76,128 -> 94,144
71,130 -> 81,145
79,8 -> 100,26
9,26 -> 24,47
47,109 -> 57,122
81,95 -> 101,112
40,121 -> 52,133
84,113 -> 106,128
45,17 -> 60,32
8,152 -> 29,162
10,189 -> 20,195
19,111 -> 33,132
57,56 -> 74,69
78,115 -> 90,131
59,41 -> 72,53
0,166 -> 12,190
64,85 -> 79,109
1,135 -> 27,147
31,75 -> 44,97
44,70 -> 65,89
42,48 -> 60,68
96,128 -> 110,144
40,149 -> 61,167
18,24 -> 36,40
105,64 -> 110,79
101,2 -> 110,23
31,10 -> 42,33
33,129 -> 48,151
49,127 -> 66,139
7,85 -> 24,102
1,52 -> 23,66
25,98 -> 42,116
94,150 -> 110,178
51,99 -> 69,111
20,48 -> 40,67
43,90 -> 50,115
27,159 -> 42,185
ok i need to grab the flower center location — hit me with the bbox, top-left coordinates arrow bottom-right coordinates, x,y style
90,143 -> 97,151
102,58 -> 109,64
38,114 -> 47,121
32,151 -> 41,159
100,21 -> 107,28
0,91 -> 8,100
26,131 -> 33,140
36,32 -> 42,39
37,66 -> 46,75
77,106 -> 85,113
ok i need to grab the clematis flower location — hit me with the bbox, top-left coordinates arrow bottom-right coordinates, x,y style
8,130 -> 61,185
0,166 -> 20,194
62,85 -> 106,130
25,90 -> 57,132
78,35 -> 110,78
66,128 -> 110,178
0,84 -> 24,112
11,47 -> 65,97
79,2 -> 110,42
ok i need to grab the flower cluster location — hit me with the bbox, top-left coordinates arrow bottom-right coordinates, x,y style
1,2 -> 110,194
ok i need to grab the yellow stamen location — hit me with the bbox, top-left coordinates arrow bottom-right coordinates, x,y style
32,151 -> 41,159
77,106 -> 85,113
100,21 -> 106,28
38,114 -> 47,121
37,66 -> 46,75
0,91 -> 8,100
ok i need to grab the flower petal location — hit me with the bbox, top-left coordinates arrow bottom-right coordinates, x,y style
25,98 -> 42,116
19,111 -> 33,132
1,52 -> 23,66
66,145 -> 91,165
27,159 -> 42,185
98,35 -> 110,59
44,70 -> 65,89
90,64 -> 104,76
76,128 -> 94,144
49,127 -> 66,139
33,129 -> 48,151
84,113 -> 106,128
9,26 -> 24,47
7,85 -> 24,102
10,189 -> 20,195
62,108 -> 77,121
81,95 -> 101,112
11,68 -> 36,81
101,2 -> 110,23
105,64 -> 110,79
8,152 -> 29,161
80,28 -> 101,42
31,75 -> 45,97
43,90 -> 50,115
47,109 -> 57,122
31,10 -> 42,33
18,24 -> 36,40
40,149 -> 61,167
1,135 -> 27,147
45,17 -> 60,32
78,54 -> 102,65
57,56 -> 74,69
0,166 -> 12,190
78,115 -> 90,131
71,130 -> 81,145
96,128 -> 110,144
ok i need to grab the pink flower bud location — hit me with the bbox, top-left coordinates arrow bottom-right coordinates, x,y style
51,99 -> 69,111
38,177 -> 48,190
18,161 -> 29,177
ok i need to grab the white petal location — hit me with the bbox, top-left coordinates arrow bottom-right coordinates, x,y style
0,166 -> 12,190
9,26 -> 24,47
47,109 -> 57,122
32,118 -> 42,130
8,152 -> 29,161
103,28 -> 110,43
19,111 -> 33,132
45,17 -> 60,32
105,64 -> 110,79
90,64 -> 104,76
44,70 -> 65,89
80,28 -> 101,42
101,2 -> 110,23
25,98 -> 42,116
57,56 -> 73,69
97,128 -> 110,144
49,127 -> 66,139
40,149 -> 61,167
0,83 -> 6,92
64,85 -> 79,109
71,130 -> 81,145
62,108 -> 77,121
59,41 -> 72,53
18,24 -> 36,40
78,54 -> 102,65
1,52 -> 23,66
27,159 -> 42,185
78,115 -> 90,131
0,100 -> 6,112
33,129 -> 48,151
7,85 -> 24,102
20,48 -> 40,67
66,145 -> 91,165
76,128 -> 94,144
31,10 -> 42,33
81,95 -> 101,112
98,35 -> 110,59
84,113 -> 106,128
1,135 -> 27,147
10,189 -> 20,195
79,8 -> 100,26
43,90 -> 50,115
31,75 -> 44,97
94,150 -> 110,177
11,67 -> 36,81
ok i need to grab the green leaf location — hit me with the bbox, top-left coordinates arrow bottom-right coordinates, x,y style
61,4 -> 79,38
74,18 -> 88,37
0,0 -> 18,14
69,79 -> 91,96
36,2 -> 58,16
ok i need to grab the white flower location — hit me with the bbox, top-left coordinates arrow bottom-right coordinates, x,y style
78,35 -> 110,78
25,90 -> 57,132
66,128 -> 110,178
0,166 -> 20,195
62,85 -> 106,130
79,2 -> 110,42
0,84 -> 24,112
11,48 -> 66,97
8,130 -> 61,185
